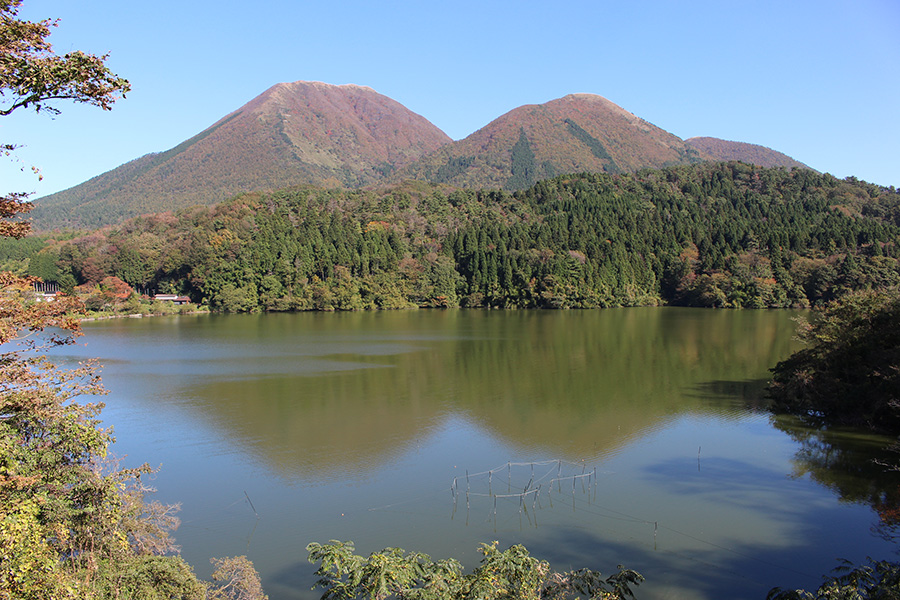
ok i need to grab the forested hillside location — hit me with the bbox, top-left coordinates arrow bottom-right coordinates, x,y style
12,163 -> 900,312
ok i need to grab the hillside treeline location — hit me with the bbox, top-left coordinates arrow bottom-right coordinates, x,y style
12,162 -> 900,312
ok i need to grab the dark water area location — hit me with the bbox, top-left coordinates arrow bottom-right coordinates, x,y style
57,308 -> 899,599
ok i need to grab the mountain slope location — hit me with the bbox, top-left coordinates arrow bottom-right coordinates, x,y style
31,81 -> 451,228
393,94 -> 701,190
685,137 -> 811,170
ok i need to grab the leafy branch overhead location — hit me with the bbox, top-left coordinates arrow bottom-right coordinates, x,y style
0,0 -> 130,240
0,0 -> 130,117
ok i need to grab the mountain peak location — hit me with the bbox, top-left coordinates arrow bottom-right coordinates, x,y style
32,81 -> 451,228
268,80 -> 378,96
550,93 -> 648,128
395,92 -> 691,190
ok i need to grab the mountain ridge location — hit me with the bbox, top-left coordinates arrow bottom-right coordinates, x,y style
684,136 -> 809,170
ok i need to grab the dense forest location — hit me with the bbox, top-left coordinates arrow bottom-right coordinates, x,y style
6,162 -> 899,313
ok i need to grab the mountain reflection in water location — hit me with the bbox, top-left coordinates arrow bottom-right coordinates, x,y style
61,308 -> 899,600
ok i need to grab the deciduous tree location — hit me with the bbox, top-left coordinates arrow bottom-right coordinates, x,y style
1,0 -> 130,235
0,5 -> 269,599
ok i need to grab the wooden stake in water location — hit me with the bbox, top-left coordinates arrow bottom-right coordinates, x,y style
466,470 -> 470,510
244,491 -> 259,519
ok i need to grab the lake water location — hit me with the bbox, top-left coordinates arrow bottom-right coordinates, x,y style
60,308 -> 898,599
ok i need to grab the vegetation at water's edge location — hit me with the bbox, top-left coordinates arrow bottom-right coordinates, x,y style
767,558 -> 900,599
0,192 -> 248,600
6,163 -> 900,313
768,288 -> 900,434
306,540 -> 643,600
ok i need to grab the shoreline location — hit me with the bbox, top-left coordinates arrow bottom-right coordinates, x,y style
80,309 -> 210,322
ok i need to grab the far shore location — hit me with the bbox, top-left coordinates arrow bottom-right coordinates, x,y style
80,308 -> 209,322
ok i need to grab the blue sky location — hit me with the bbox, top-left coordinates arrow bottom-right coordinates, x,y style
2,0 -> 898,199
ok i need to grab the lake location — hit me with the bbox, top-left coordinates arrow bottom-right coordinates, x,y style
60,308 -> 898,599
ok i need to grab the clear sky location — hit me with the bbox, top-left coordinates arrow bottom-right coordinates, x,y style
2,0 -> 898,199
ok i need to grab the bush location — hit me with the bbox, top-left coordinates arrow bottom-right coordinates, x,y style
768,289 -> 900,433
768,558 -> 900,599
306,540 -> 643,600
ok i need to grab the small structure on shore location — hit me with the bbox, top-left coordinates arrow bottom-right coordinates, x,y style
153,294 -> 191,305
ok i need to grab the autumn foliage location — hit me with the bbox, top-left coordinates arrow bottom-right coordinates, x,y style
0,2 -> 266,598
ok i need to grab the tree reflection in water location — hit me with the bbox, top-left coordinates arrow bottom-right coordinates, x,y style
772,413 -> 900,544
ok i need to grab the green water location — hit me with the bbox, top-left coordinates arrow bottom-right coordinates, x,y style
64,308 -> 898,599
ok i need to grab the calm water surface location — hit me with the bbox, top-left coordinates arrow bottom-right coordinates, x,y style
61,309 -> 898,599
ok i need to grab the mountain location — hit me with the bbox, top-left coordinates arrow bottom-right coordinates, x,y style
29,85 -> 817,230
393,94 -> 701,190
30,81 -> 451,228
685,137 -> 810,170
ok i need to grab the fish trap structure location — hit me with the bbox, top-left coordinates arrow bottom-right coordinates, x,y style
451,460 -> 600,523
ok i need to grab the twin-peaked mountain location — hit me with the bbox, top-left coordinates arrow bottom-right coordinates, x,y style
31,81 -> 809,229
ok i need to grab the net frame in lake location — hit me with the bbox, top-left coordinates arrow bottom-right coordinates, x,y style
451,460 -> 600,524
